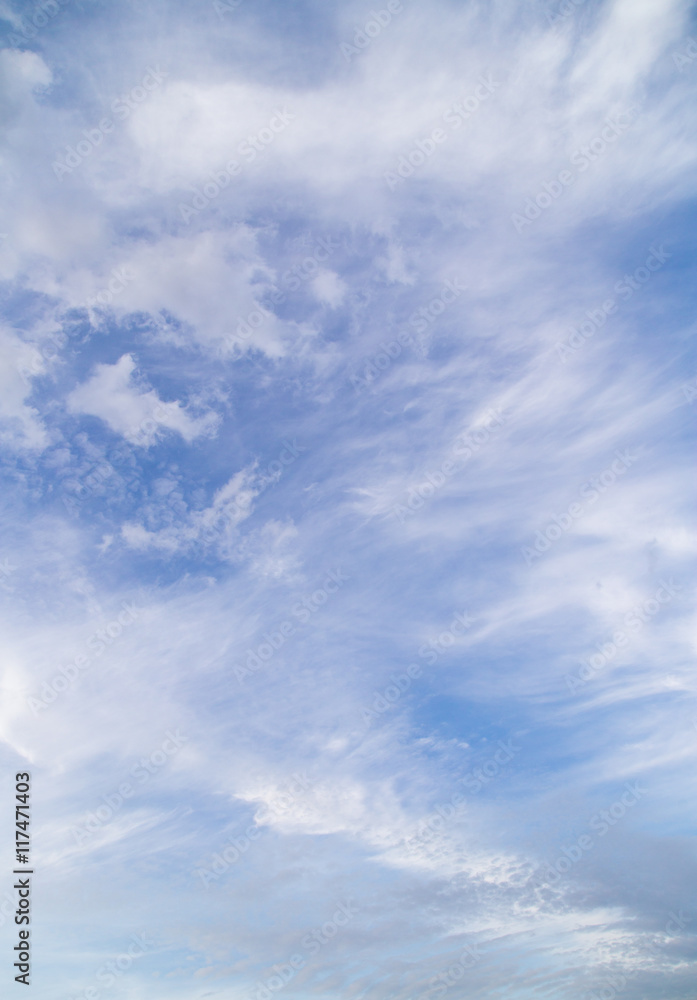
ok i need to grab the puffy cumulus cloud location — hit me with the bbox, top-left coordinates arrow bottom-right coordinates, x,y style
120,78 -> 299,197
66,353 -> 219,445
236,773 -> 380,836
31,228 -> 291,358
99,230 -> 288,357
0,45 -> 51,124
0,46 -> 111,278
0,102 -> 127,280
310,268 -> 347,307
0,325 -> 50,450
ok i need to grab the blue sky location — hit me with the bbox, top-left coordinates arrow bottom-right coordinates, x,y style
0,0 -> 696,998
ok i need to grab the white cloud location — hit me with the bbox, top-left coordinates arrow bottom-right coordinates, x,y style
66,353 -> 219,446
92,231 -> 288,357
311,268 -> 347,306
0,46 -> 51,111
121,464 -> 269,557
0,325 -> 50,450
